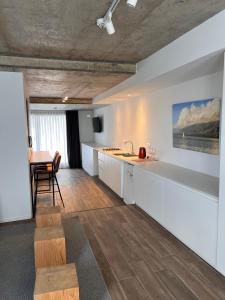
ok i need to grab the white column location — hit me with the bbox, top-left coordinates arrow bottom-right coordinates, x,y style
0,72 -> 32,222
217,53 -> 225,275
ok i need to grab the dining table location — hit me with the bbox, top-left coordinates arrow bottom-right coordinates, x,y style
29,151 -> 54,217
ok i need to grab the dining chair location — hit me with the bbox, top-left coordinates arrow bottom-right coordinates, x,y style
33,153 -> 64,209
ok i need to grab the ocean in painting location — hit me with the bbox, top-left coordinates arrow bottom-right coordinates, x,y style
172,98 -> 220,155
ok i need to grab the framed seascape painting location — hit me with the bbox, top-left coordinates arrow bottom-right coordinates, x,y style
172,98 -> 220,155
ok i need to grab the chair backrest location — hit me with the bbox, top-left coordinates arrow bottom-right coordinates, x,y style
53,151 -> 59,164
53,154 -> 61,173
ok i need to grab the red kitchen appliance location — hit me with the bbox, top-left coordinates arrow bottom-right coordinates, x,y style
138,147 -> 146,159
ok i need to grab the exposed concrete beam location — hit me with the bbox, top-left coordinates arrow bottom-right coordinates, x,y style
0,56 -> 136,74
30,97 -> 92,105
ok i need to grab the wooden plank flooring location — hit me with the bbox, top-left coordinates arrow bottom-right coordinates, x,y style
68,206 -> 225,300
36,169 -> 124,213
37,169 -> 225,299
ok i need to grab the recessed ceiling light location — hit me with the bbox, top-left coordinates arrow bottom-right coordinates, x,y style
62,96 -> 69,103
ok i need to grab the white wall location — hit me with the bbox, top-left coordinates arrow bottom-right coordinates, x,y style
0,72 -> 32,222
217,53 -> 225,275
94,71 -> 222,177
94,10 -> 225,103
78,110 -> 94,143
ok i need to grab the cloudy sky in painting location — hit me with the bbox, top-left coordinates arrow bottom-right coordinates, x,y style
173,98 -> 220,129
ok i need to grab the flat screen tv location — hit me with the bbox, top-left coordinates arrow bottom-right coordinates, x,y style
92,117 -> 102,133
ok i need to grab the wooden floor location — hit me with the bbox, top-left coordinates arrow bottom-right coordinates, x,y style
37,169 -> 225,299
37,168 -> 124,213
68,205 -> 225,300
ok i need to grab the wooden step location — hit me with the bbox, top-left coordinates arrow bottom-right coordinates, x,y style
34,226 -> 66,269
34,263 -> 79,299
36,206 -> 61,228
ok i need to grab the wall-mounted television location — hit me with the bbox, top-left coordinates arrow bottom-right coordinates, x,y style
92,117 -> 102,133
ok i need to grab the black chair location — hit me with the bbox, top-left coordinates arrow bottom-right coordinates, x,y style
33,154 -> 64,210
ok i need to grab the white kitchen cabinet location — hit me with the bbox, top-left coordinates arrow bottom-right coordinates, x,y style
98,152 -> 106,182
123,163 -> 135,204
108,155 -> 123,197
133,165 -> 218,266
81,143 -> 98,176
98,166 -> 105,182
98,151 -> 105,162
163,181 -> 218,265
134,167 -> 164,223
98,152 -> 123,197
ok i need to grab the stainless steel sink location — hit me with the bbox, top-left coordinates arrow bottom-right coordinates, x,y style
122,153 -> 138,157
113,153 -> 137,157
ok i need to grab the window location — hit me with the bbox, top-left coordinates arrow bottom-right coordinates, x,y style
30,111 -> 68,168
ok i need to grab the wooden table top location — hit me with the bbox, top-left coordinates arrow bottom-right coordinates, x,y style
29,151 -> 53,165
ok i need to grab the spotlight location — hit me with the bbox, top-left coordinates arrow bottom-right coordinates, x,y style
62,96 -> 68,103
127,0 -> 138,8
96,0 -> 139,35
105,20 -> 115,35
97,11 -> 115,35
97,18 -> 105,29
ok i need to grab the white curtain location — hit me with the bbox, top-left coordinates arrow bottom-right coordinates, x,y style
30,111 -> 69,168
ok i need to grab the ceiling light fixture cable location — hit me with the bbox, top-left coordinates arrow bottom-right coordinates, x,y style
97,0 -> 139,35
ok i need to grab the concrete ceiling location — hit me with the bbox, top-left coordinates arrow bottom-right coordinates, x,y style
30,103 -> 106,111
0,0 -> 224,62
0,0 -> 225,102
24,69 -> 131,99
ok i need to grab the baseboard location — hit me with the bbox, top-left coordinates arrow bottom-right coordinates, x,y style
0,214 -> 32,224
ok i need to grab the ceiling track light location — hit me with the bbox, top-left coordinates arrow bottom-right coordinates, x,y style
97,11 -> 115,35
97,0 -> 139,35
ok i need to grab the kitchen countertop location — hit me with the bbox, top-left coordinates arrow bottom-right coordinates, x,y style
98,149 -> 219,201
97,148 -> 155,164
135,161 -> 219,201
81,142 -> 105,150
82,143 -> 219,200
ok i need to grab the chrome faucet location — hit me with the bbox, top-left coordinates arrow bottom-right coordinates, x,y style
124,140 -> 135,154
